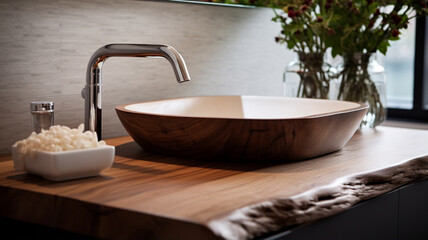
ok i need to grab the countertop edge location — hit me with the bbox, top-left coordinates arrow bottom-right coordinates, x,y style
207,154 -> 428,240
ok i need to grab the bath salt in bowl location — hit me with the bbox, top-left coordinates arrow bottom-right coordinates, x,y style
12,124 -> 115,181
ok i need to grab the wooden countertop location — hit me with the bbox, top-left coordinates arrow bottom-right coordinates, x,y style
1,127 -> 428,239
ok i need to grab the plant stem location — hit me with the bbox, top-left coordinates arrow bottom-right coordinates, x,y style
338,53 -> 386,127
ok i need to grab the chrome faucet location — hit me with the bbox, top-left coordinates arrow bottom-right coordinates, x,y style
82,44 -> 191,139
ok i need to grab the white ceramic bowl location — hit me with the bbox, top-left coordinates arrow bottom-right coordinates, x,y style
12,145 -> 115,181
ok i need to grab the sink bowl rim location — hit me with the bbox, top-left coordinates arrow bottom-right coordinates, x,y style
115,95 -> 369,121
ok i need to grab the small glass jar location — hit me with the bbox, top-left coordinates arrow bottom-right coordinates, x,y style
31,101 -> 54,133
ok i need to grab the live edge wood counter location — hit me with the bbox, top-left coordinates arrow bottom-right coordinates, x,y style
0,127 -> 428,240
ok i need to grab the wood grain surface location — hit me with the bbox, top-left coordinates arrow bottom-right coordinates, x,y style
116,98 -> 367,162
0,127 -> 428,239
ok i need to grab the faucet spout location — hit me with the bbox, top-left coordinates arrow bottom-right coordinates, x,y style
82,44 -> 191,139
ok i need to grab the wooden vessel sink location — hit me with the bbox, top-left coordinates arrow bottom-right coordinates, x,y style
115,96 -> 368,162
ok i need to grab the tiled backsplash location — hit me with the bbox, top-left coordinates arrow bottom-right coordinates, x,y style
0,0 -> 291,154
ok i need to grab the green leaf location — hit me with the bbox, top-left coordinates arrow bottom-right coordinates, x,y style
378,40 -> 390,55
331,46 -> 341,58
287,38 -> 296,50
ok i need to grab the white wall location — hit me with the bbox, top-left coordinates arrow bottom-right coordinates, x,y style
0,0 -> 292,153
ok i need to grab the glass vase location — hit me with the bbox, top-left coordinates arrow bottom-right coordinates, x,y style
283,52 -> 334,99
337,52 -> 387,128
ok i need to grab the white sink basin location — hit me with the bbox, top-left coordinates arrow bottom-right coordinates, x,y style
116,96 -> 367,162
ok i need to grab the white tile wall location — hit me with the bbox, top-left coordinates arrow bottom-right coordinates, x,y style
0,0 -> 292,154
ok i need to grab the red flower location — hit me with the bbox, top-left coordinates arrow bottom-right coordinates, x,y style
317,16 -> 324,23
391,13 -> 402,25
327,28 -> 335,35
421,1 -> 427,8
288,7 -> 296,18
300,5 -> 309,12
391,29 -> 400,37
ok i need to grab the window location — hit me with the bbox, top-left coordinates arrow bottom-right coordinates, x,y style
384,19 -> 415,109
387,16 -> 428,122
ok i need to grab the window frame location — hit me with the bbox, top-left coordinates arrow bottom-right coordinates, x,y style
387,16 -> 428,122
